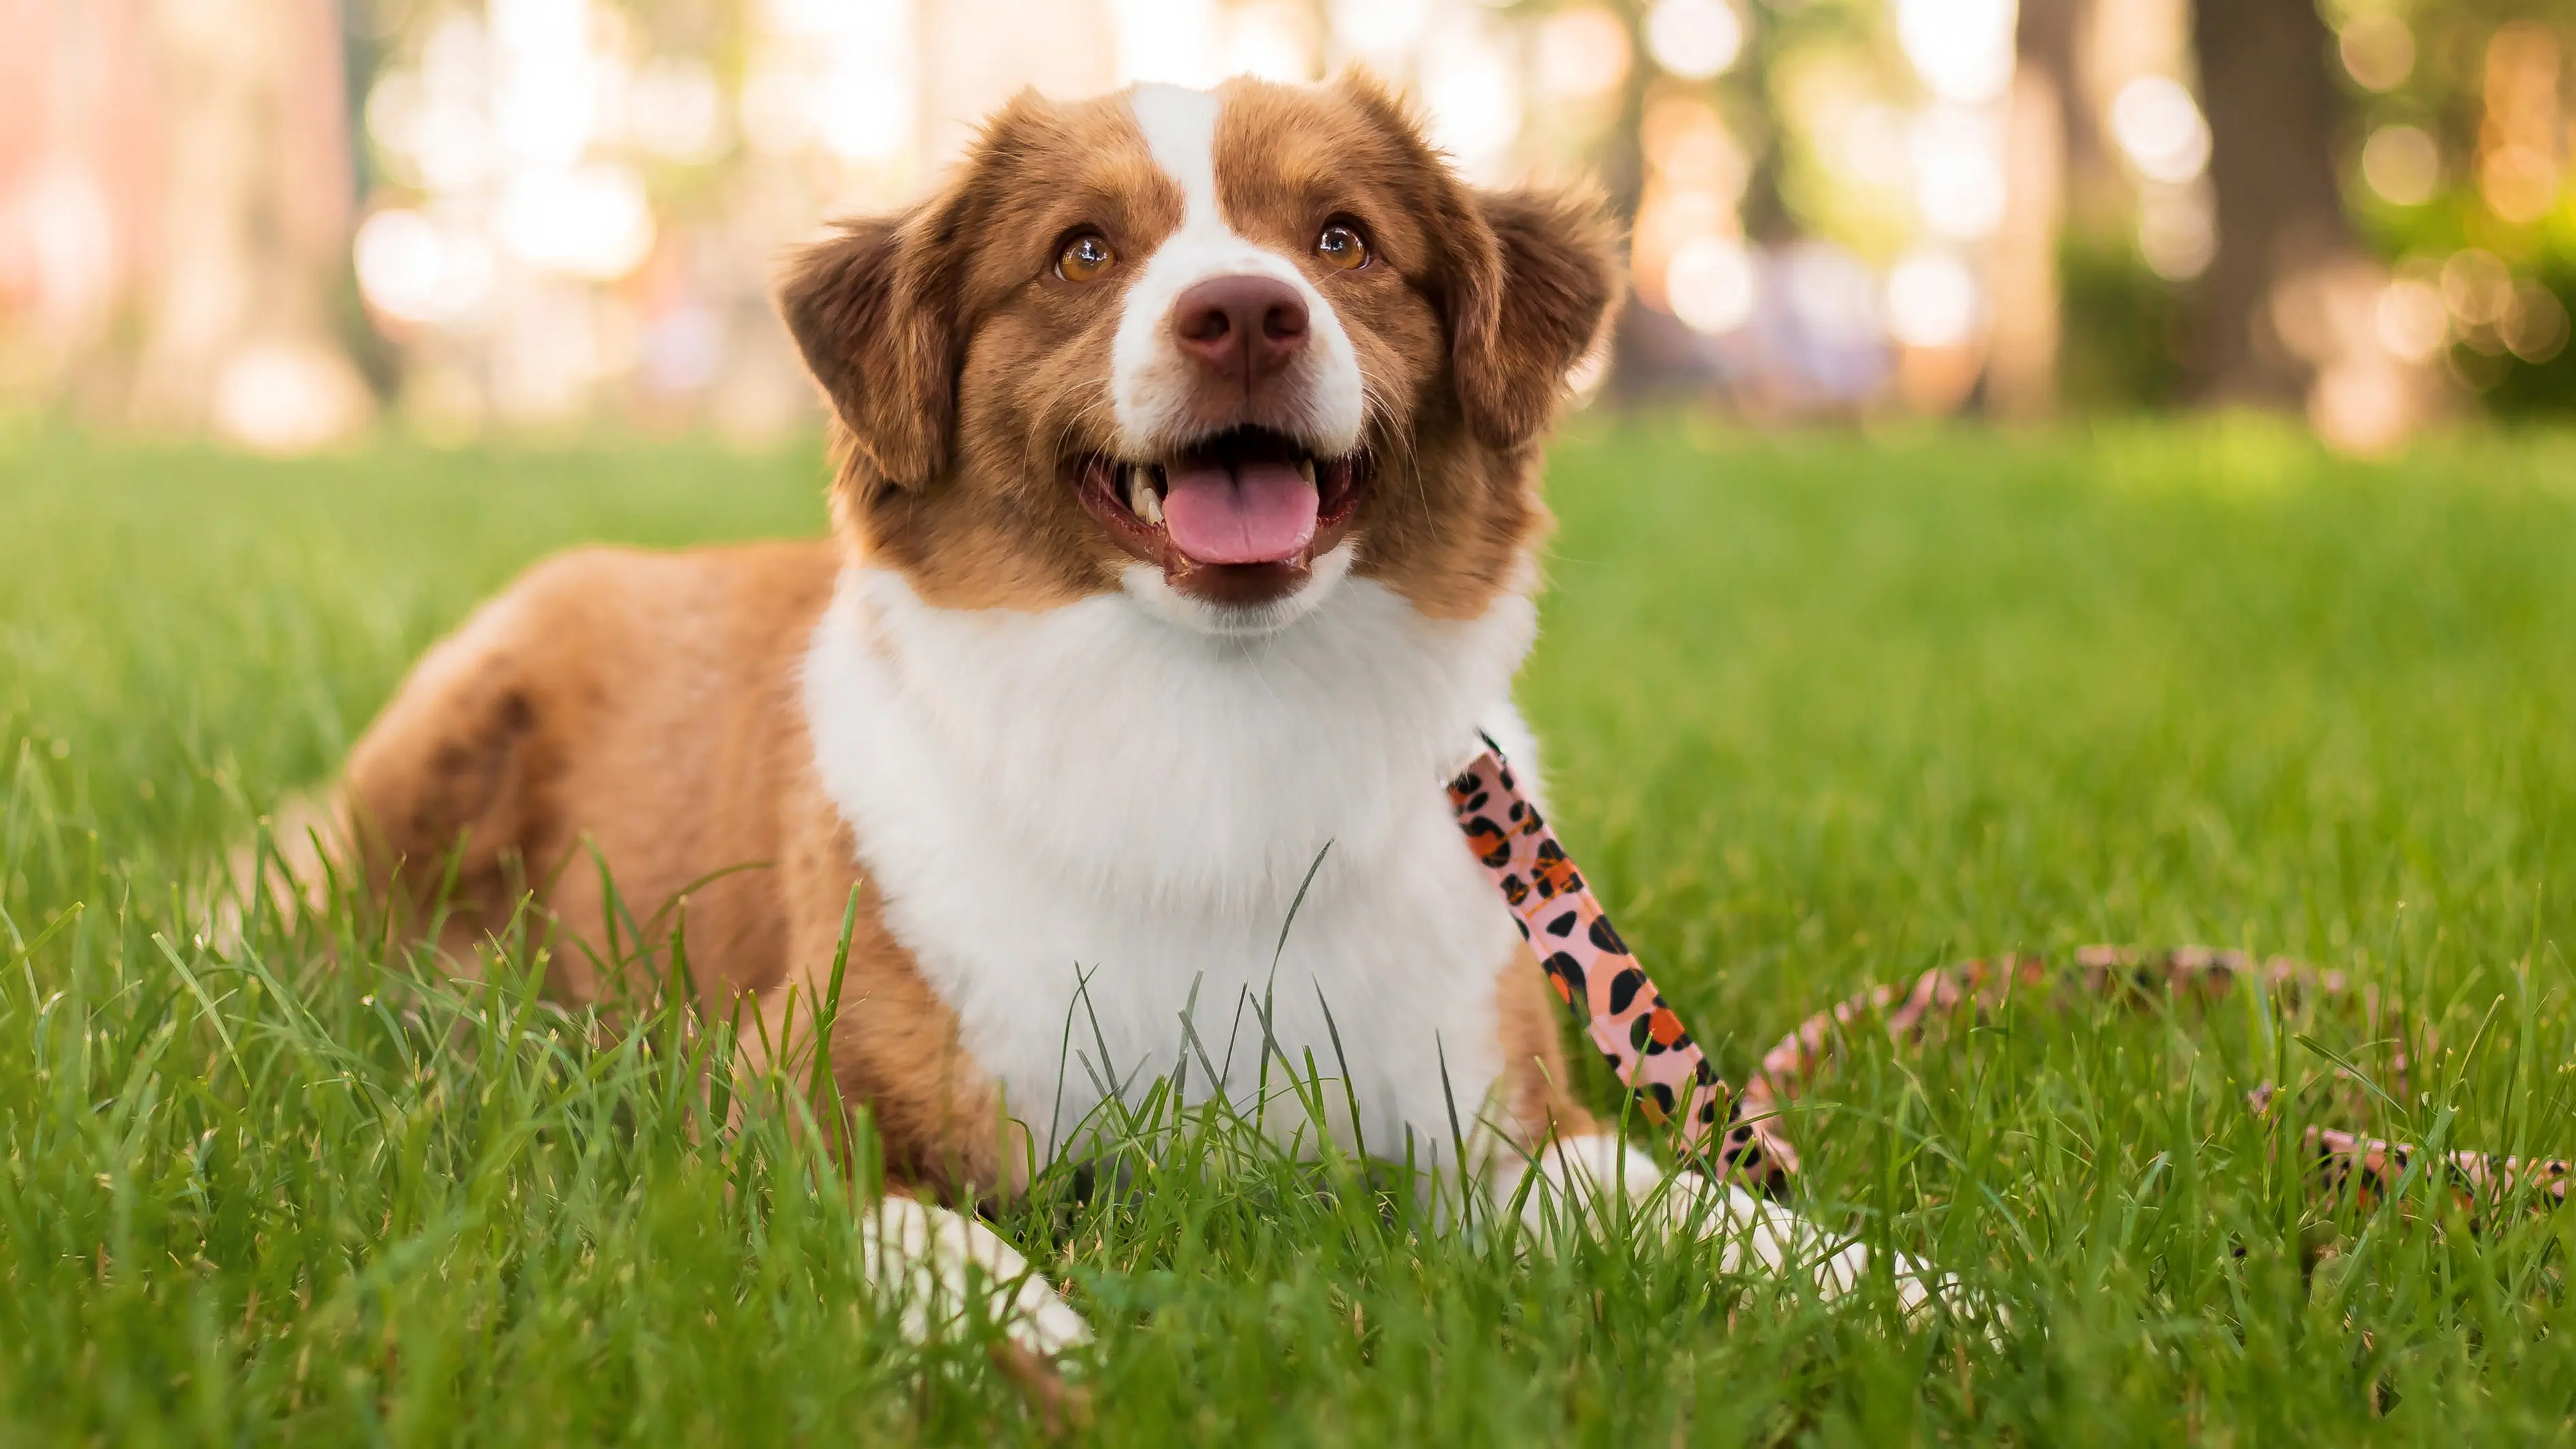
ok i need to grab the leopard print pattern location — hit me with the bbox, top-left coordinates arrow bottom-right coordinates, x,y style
1742,946 -> 2570,1217
1452,744 -> 2566,1219
1447,745 -> 1794,1188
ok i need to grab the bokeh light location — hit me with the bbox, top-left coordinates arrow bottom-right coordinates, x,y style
2360,125 -> 2440,206
1644,0 -> 1745,82
211,341 -> 371,455
1666,235 -> 1759,334
1536,7 -> 1632,100
354,208 -> 494,323
1643,97 -> 1749,202
2477,23 -> 2562,225
2374,272 -> 2448,364
2137,184 -> 2216,281
1226,2 -> 1320,82
490,0 -> 598,170
2338,12 -> 2415,92
1420,18 -> 1523,180
2443,249 -> 2513,330
1110,0 -> 1226,86
2110,77 -> 2212,186
496,164 -> 654,279
1885,248 -> 1982,348
1896,0 -> 2016,106
626,58 -> 729,165
1913,107 -> 2007,239
1329,0 -> 1433,66
2502,282 -> 2570,362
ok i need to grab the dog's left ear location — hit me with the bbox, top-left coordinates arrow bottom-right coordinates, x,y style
776,200 -> 963,496
1446,185 -> 1621,451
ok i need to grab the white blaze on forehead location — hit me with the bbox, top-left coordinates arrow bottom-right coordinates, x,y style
1130,83 -> 1223,223
1111,84 -> 1365,460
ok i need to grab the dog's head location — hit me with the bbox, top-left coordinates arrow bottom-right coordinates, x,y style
779,74 -> 1617,633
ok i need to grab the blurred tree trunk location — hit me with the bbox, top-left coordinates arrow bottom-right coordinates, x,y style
1595,28 -> 1651,227
129,0 -> 366,441
2020,0 -> 2124,234
2187,0 -> 2356,406
1607,1 -> 1790,402
1988,2 -> 2073,420
1601,6 -> 1669,403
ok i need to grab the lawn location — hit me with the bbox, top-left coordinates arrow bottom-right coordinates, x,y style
3,417 -> 2573,1444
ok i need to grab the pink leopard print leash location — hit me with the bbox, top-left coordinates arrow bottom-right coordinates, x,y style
1448,744 -> 1797,1185
1448,743 -> 2571,1216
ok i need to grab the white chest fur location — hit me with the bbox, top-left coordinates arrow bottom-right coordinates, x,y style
800,563 -> 1544,1170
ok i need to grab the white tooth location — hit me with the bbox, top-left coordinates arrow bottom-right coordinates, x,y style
1129,466 -> 1162,525
1297,458 -> 1318,488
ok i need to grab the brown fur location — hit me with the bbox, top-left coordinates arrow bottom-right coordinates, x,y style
315,77 -> 1619,1200
325,543 -> 1017,1196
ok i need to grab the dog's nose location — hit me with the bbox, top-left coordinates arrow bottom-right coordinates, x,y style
1171,275 -> 1307,387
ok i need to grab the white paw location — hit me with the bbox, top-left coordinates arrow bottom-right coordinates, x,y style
1501,1136 -> 1971,1324
1500,1134 -> 1665,1237
1656,1170 -> 1960,1320
858,1197 -> 1092,1358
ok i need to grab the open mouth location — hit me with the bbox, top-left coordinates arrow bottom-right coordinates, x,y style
1074,426 -> 1367,584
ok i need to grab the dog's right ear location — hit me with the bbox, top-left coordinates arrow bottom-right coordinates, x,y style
777,206 -> 958,492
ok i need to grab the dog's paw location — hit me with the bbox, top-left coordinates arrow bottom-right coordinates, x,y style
858,1197 -> 1091,1358
1500,1133 -> 1666,1239
1655,1170 -> 1984,1325
1500,1138 -> 1984,1327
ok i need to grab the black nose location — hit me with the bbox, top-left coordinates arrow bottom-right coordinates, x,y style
1171,274 -> 1309,388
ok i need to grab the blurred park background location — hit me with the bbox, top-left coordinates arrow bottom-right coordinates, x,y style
3,0 -> 2573,456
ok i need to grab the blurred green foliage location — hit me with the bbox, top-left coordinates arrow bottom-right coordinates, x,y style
2055,236 -> 2191,411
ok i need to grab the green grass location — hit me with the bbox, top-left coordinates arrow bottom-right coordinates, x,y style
4,417 -> 2575,1444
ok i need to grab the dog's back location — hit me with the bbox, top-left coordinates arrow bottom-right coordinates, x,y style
302,541 -> 842,996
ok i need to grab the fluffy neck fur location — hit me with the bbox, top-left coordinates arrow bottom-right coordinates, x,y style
836,562 -> 1536,899
801,560 -> 1544,1160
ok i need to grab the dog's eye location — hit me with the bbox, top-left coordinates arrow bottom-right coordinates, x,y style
1316,223 -> 1369,271
1056,232 -> 1115,283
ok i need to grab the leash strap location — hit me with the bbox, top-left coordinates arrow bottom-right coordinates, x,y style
1446,744 -> 1797,1189
1449,744 -> 2570,1216
1741,949 -> 2571,1215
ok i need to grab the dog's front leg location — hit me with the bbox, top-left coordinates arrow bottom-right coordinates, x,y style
858,1194 -> 1092,1356
1496,1134 -> 1944,1316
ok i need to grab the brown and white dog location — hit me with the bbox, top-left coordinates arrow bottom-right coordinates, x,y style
287,75 -> 1928,1358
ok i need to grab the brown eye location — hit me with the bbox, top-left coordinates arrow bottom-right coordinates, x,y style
1056,232 -> 1115,283
1316,222 -> 1369,271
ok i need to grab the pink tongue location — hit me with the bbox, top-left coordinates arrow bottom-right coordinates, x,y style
1160,462 -> 1319,566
